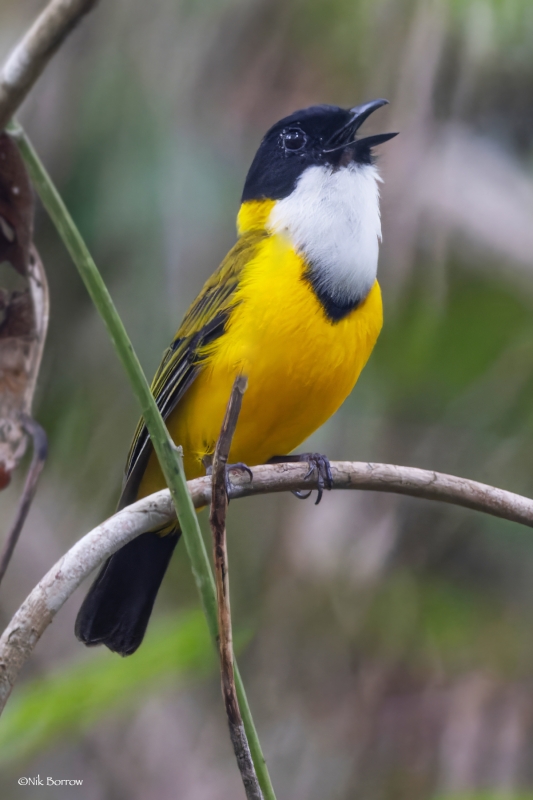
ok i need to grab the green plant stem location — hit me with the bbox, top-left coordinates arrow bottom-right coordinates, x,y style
9,120 -> 276,800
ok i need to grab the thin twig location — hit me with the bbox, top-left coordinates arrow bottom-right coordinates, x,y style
210,376 -> 262,800
0,0 -> 99,131
2,459 -> 533,715
0,415 -> 47,586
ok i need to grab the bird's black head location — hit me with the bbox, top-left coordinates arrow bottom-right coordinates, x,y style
241,99 -> 397,203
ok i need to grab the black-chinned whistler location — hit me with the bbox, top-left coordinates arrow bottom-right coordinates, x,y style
75,99 -> 398,656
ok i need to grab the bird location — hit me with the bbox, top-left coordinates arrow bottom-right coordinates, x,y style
75,99 -> 397,656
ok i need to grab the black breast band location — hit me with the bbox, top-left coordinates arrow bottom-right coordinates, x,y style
303,267 -> 368,323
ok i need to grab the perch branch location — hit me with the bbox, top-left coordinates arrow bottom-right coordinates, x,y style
1,459 -> 533,715
210,376 -> 262,800
0,0 -> 99,131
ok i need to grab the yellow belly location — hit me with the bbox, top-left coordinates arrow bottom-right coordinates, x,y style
138,233 -> 382,497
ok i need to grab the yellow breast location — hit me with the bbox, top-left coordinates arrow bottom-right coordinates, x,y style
138,223 -> 382,498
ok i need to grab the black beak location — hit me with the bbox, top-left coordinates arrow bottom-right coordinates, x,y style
325,98 -> 398,153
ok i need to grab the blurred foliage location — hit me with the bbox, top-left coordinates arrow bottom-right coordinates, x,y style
361,572 -> 533,676
0,611 -> 213,767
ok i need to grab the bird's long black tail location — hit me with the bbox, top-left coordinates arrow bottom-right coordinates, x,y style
75,530 -> 179,657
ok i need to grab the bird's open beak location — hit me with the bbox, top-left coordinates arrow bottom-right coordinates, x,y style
325,98 -> 398,153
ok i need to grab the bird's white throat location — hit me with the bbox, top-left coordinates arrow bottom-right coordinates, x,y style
267,163 -> 382,305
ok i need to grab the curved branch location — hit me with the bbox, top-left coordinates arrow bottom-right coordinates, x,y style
1,459 -> 532,714
0,0 -> 99,131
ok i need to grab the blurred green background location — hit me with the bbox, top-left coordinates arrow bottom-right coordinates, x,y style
2,0 -> 533,797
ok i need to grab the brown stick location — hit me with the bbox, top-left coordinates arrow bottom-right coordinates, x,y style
0,0 -> 100,131
0,247 -> 51,586
0,415 -> 48,586
210,376 -> 262,800
2,459 -> 533,714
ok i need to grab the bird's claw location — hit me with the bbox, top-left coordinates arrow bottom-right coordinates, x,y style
303,453 -> 333,504
225,462 -> 253,498
292,489 -> 313,500
269,452 -> 333,504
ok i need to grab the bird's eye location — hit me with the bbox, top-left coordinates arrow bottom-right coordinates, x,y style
282,128 -> 307,152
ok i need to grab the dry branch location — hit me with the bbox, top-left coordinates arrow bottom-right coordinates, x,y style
0,0 -> 99,131
0,130 -> 50,583
1,459 -> 533,714
210,376 -> 262,800
0,249 -> 50,582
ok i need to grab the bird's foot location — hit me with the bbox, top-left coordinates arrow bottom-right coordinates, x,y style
224,462 -> 253,497
268,453 -> 333,505
204,457 -> 253,498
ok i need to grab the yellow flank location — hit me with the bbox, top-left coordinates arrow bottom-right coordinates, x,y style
137,213 -> 383,500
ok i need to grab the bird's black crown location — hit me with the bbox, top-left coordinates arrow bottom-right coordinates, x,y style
242,100 -> 397,203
